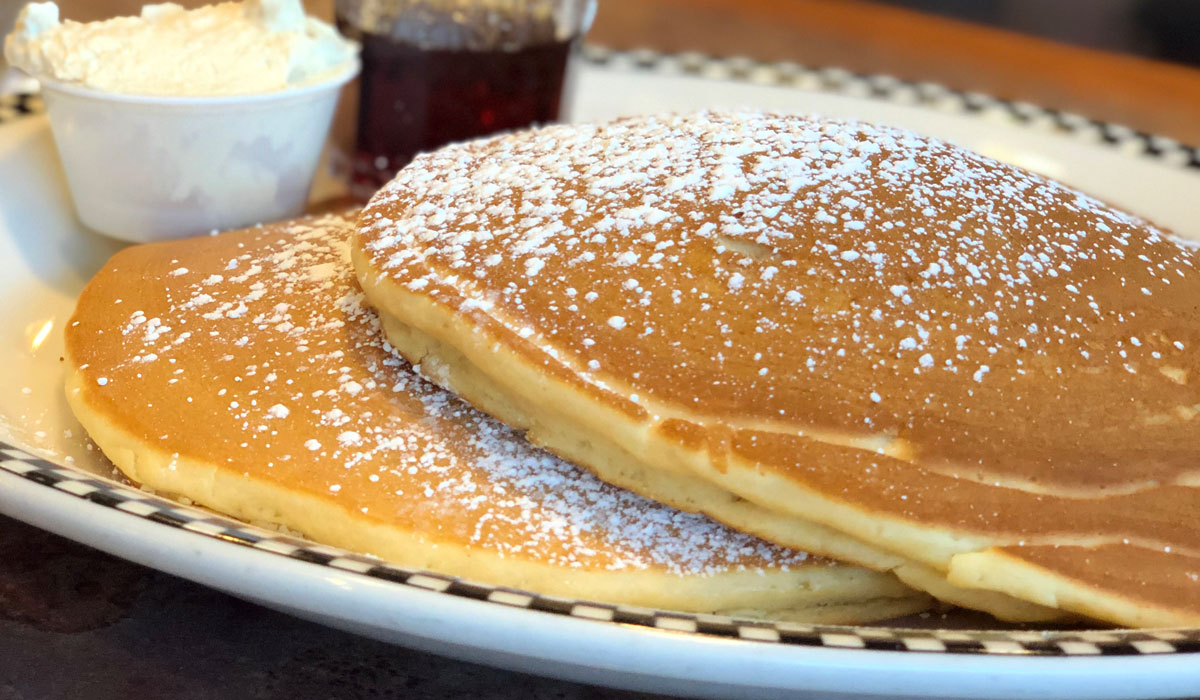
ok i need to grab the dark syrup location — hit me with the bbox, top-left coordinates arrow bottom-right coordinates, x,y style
339,21 -> 573,198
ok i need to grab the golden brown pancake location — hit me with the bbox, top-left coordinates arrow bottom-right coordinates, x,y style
353,110 -> 1200,626
63,211 -> 927,622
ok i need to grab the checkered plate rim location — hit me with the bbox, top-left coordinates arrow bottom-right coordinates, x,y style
2,441 -> 1198,656
578,46 -> 1200,170
2,54 -> 1199,657
5,48 -> 1200,169
0,92 -> 41,123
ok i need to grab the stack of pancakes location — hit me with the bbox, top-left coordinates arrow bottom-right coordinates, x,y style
350,111 -> 1200,627
68,110 -> 1200,627
65,210 -> 926,622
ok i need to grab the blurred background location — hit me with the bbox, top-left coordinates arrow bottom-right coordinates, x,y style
5,0 -> 1200,143
888,0 -> 1200,65
16,0 -> 1200,65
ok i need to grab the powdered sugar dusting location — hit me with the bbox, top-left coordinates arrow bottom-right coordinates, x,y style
358,110 -> 1200,490
81,213 -> 807,575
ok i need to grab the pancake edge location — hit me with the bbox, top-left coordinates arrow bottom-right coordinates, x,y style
62,301 -> 929,622
365,288 -> 1065,624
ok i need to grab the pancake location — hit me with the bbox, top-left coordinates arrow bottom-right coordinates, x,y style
63,211 -> 928,622
352,110 -> 1200,627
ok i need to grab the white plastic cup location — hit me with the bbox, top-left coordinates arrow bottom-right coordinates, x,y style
37,62 -> 359,243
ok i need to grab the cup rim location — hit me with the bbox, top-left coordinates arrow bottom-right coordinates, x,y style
33,58 -> 360,106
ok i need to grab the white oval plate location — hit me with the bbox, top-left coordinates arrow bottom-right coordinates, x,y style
0,51 -> 1198,700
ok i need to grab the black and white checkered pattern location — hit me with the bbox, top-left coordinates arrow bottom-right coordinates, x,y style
0,92 -> 42,123
5,49 -> 1199,168
1,442 -> 1197,656
3,57 -> 1200,656
579,46 -> 1200,170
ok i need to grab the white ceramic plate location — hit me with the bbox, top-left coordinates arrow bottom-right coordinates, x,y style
1,51 -> 1199,700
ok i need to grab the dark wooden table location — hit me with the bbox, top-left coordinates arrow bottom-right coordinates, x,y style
0,514 -> 668,699
5,1 -> 1200,698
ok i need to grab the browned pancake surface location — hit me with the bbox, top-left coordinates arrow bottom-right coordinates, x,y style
66,213 -> 822,576
355,111 -> 1200,623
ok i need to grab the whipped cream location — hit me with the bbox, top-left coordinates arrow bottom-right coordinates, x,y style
3,0 -> 358,95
